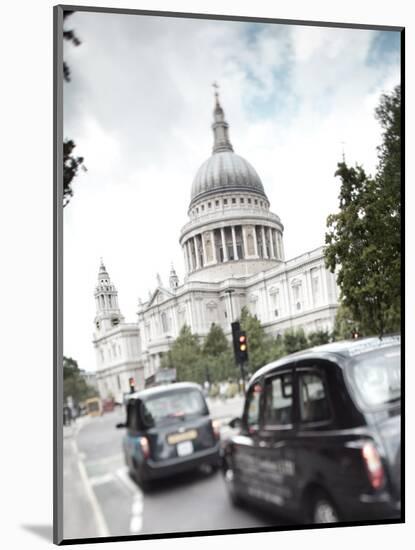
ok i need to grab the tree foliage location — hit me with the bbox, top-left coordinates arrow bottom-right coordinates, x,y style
325,86 -> 401,337
63,356 -> 98,404
63,11 -> 86,208
283,328 -> 309,354
63,139 -> 86,207
202,323 -> 230,356
63,11 -> 81,82
240,307 -> 286,373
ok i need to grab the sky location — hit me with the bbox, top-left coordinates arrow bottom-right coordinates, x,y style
63,11 -> 400,372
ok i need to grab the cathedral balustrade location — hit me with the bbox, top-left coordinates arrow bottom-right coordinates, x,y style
180,207 -> 282,236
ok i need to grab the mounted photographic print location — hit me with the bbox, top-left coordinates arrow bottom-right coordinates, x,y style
54,5 -> 403,545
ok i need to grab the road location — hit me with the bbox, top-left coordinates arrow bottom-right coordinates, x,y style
63,396 -> 291,540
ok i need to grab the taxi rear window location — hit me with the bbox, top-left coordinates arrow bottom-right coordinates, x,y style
349,347 -> 401,408
143,389 -> 207,425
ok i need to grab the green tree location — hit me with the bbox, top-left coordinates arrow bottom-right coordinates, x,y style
63,356 -> 97,404
165,324 -> 201,382
202,323 -> 230,356
63,11 -> 86,208
240,307 -> 279,373
307,330 -> 331,347
283,328 -> 308,354
325,86 -> 401,337
332,303 -> 360,340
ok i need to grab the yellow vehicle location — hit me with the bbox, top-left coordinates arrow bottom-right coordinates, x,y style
85,397 -> 102,417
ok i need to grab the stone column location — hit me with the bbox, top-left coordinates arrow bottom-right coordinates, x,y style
320,265 -> 328,303
187,242 -> 193,272
187,241 -> 193,271
253,226 -> 259,257
194,236 -> 201,269
261,226 -> 268,258
279,234 -> 285,261
211,230 -> 217,263
201,232 -> 208,265
189,242 -> 194,271
231,226 -> 238,260
220,227 -> 228,261
183,243 -> 190,273
269,227 -> 275,258
272,230 -> 279,259
242,226 -> 249,258
305,269 -> 314,309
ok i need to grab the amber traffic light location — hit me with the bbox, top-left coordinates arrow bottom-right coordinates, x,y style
231,322 -> 249,364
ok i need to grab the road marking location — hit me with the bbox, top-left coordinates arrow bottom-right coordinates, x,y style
115,467 -> 144,534
71,438 -> 110,538
86,453 -> 124,466
90,473 -> 115,487
130,514 -> 143,534
116,467 -> 142,495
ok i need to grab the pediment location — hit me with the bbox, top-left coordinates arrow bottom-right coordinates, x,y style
147,287 -> 174,308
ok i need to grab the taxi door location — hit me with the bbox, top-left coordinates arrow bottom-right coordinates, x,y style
254,368 -> 300,513
230,381 -> 263,500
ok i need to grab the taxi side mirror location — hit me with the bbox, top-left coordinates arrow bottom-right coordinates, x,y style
115,422 -> 127,429
229,417 -> 242,429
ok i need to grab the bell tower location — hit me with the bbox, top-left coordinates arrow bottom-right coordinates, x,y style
94,259 -> 125,333
169,264 -> 179,291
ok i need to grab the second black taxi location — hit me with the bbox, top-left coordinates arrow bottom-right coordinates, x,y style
221,336 -> 401,525
117,382 -> 221,490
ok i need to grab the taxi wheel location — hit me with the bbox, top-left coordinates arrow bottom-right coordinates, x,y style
132,460 -> 152,492
136,470 -> 152,493
309,490 -> 340,524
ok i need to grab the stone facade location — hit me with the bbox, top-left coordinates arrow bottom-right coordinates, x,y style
92,261 -> 144,402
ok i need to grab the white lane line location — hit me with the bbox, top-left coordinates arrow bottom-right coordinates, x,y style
86,453 -> 124,466
71,439 -> 110,538
115,467 -> 144,534
115,467 -> 142,495
89,473 -> 115,487
130,514 -> 143,534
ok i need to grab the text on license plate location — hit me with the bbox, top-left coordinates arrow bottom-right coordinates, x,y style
177,440 -> 194,457
167,429 -> 198,445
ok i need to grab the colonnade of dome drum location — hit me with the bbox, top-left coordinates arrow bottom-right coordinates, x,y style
183,222 -> 284,274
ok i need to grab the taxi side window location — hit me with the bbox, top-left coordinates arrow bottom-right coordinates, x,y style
245,384 -> 262,429
263,373 -> 293,427
299,371 -> 330,423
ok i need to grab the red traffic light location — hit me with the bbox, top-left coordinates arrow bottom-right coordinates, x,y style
239,334 -> 247,351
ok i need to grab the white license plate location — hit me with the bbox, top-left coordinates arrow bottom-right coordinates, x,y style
177,440 -> 194,457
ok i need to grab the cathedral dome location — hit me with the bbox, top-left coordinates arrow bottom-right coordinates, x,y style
189,85 -> 268,208
190,151 -> 267,206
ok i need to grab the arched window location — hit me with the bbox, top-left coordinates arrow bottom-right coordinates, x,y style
291,279 -> 303,311
161,311 -> 169,333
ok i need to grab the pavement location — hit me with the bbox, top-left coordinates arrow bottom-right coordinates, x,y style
63,416 -> 109,540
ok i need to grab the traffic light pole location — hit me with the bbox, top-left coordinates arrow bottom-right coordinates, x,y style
239,361 -> 246,394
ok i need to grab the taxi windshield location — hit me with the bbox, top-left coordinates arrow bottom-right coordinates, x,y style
143,389 -> 207,425
349,347 -> 401,408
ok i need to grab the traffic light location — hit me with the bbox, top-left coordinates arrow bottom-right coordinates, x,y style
351,329 -> 359,339
128,377 -> 135,393
231,321 -> 249,364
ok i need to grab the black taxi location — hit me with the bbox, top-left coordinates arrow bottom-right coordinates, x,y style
117,382 -> 221,490
221,336 -> 401,524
